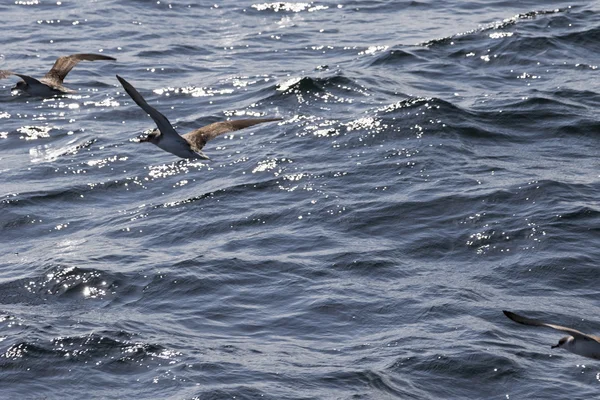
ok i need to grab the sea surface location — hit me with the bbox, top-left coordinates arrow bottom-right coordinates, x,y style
0,1 -> 599,399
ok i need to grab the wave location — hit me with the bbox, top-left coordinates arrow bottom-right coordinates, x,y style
420,8 -> 568,48
0,331 -> 178,369
276,74 -> 365,95
368,47 -> 425,67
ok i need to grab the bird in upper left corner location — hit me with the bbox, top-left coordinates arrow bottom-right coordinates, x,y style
0,53 -> 116,97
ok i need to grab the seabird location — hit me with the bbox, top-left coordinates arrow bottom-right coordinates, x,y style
503,310 -> 600,360
0,53 -> 116,96
116,75 -> 281,160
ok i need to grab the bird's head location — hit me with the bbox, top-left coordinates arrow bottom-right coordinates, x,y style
138,128 -> 161,144
551,336 -> 574,349
12,80 -> 27,92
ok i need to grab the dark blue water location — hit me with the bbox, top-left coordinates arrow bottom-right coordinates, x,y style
1,1 -> 599,398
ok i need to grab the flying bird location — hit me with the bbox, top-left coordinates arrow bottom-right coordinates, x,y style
503,310 -> 600,360
0,53 -> 116,96
116,74 -> 281,160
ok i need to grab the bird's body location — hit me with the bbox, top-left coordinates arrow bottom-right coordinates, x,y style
0,53 -> 116,96
116,75 -> 281,160
503,310 -> 600,360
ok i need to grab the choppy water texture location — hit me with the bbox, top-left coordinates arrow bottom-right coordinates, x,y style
1,1 -> 599,399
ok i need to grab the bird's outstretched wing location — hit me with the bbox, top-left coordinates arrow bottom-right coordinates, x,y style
503,310 -> 599,341
0,70 -> 44,86
117,75 -> 179,136
0,70 -> 15,79
183,118 -> 281,150
116,75 -> 192,149
43,53 -> 116,85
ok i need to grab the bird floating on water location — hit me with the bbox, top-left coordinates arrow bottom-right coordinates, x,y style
503,310 -> 600,360
116,74 -> 281,160
0,53 -> 116,96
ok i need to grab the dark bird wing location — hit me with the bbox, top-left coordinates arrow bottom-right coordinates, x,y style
183,118 -> 281,150
43,53 -> 116,85
116,75 -> 191,148
503,310 -> 600,341
0,70 -> 44,86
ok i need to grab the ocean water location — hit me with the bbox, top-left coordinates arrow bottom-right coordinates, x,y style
0,1 -> 599,398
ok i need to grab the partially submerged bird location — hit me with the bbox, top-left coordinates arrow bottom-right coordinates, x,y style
503,310 -> 600,360
0,53 -> 116,96
116,75 -> 281,160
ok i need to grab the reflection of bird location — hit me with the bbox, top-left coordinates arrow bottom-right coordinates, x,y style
0,53 -> 116,96
503,310 -> 600,360
116,75 -> 281,160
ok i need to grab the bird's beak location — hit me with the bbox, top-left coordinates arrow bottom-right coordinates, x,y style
551,344 -> 559,349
